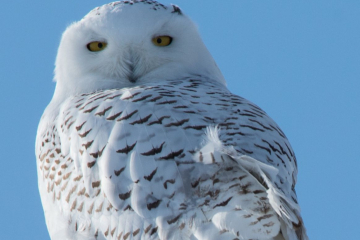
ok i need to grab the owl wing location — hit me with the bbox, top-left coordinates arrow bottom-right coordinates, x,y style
36,78 -> 306,240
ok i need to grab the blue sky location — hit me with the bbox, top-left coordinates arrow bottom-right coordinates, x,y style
1,1 -> 359,239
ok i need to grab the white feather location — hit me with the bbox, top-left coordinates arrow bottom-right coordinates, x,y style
36,1 -> 308,240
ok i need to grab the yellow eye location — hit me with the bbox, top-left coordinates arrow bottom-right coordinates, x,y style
87,41 -> 107,52
152,36 -> 173,47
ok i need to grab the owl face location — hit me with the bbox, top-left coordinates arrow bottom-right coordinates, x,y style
53,1 -> 225,101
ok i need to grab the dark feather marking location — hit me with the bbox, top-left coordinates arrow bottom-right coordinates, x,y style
263,222 -> 275,227
225,167 -> 234,171
257,214 -> 273,221
285,142 -> 294,157
275,153 -> 286,166
167,214 -> 182,225
116,142 -> 137,154
240,182 -> 252,194
106,111 -> 122,121
184,125 -> 207,130
211,152 -> 216,163
114,167 -> 126,177
179,87 -> 196,92
90,145 -> 106,158
215,103 -> 230,107
130,114 -> 152,125
144,225 -> 152,234
158,90 -> 174,94
133,229 -> 140,237
191,178 -> 200,188
150,227 -> 158,236
173,105 -> 188,109
163,179 -> 175,189
90,93 -> 112,101
161,94 -> 178,97
79,101 -> 94,110
253,190 -> 265,194
213,178 -> 220,185
239,113 -> 256,118
226,131 -> 245,136
248,106 -> 266,115
254,143 -> 271,155
105,93 -> 122,100
274,140 -> 292,161
104,228 -> 109,237
119,190 -> 132,200
67,121 -> 75,129
169,192 -> 176,199
124,205 -> 133,211
199,151 -> 203,162
82,140 -> 94,149
243,109 -> 263,118
248,103 -> 264,112
87,92 -> 102,99
144,168 -> 157,181
87,161 -> 96,168
157,100 -> 177,105
83,105 -> 99,113
141,142 -> 165,156
269,124 -> 286,138
266,156 -> 274,163
159,149 -> 183,160
123,232 -> 130,240
79,129 -> 92,138
148,116 -> 170,125
204,116 -> 215,122
241,148 -> 253,154
92,181 -> 101,188
219,122 -> 235,127
240,124 -> 265,132
75,98 -> 84,103
122,92 -> 141,100
248,119 -> 272,130
76,121 -> 86,131
165,119 -> 189,127
262,139 -> 282,155
110,227 -> 116,237
213,197 -> 233,209
64,116 -> 73,126
95,106 -> 112,116
229,183 -> 240,189
147,200 -> 161,210
117,110 -> 138,122
132,94 -> 152,102
149,96 -> 162,102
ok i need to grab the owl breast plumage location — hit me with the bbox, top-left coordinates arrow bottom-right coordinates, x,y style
36,1 -> 307,240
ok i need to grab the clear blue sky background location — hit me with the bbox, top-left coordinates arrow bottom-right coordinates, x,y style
1,1 -> 359,239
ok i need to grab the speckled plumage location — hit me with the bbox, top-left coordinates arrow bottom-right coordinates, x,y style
36,1 -> 307,240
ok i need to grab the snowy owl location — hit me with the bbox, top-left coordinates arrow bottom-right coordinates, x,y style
36,1 -> 308,240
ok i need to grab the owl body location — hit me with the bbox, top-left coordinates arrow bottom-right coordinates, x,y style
37,1 -> 307,240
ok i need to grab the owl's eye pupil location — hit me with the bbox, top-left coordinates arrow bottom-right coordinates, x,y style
152,36 -> 172,47
98,43 -> 103,48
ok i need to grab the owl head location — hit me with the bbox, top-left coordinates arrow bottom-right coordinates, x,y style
53,1 -> 225,101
